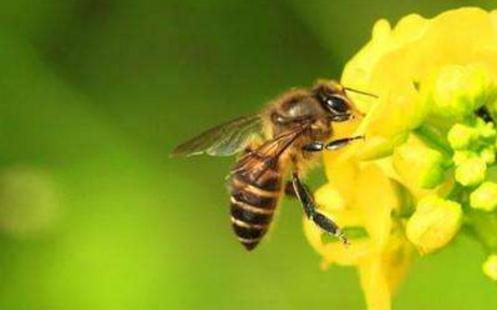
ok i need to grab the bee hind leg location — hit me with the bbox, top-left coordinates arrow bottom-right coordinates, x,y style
291,172 -> 348,245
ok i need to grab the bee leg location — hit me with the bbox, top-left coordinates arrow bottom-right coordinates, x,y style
284,180 -> 303,198
325,136 -> 364,150
302,141 -> 326,152
302,136 -> 364,153
291,172 -> 348,244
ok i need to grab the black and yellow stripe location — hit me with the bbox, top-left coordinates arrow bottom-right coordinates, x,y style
229,156 -> 282,251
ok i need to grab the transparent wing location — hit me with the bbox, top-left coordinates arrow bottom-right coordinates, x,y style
171,115 -> 263,157
232,123 -> 310,179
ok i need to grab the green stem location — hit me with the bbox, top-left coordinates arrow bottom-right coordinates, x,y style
464,210 -> 497,253
413,124 -> 453,157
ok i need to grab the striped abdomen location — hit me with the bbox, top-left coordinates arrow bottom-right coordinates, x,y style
229,154 -> 282,251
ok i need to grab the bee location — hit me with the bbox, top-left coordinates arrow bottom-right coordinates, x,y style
171,80 -> 374,251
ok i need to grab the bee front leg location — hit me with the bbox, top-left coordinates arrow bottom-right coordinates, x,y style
302,136 -> 364,153
291,172 -> 348,244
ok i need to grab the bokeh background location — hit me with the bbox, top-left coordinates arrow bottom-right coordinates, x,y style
0,0 -> 496,309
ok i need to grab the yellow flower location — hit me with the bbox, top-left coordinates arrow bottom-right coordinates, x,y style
342,7 -> 497,160
406,195 -> 462,255
305,120 -> 414,310
305,7 -> 497,310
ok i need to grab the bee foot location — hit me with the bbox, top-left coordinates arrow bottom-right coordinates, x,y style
336,229 -> 350,247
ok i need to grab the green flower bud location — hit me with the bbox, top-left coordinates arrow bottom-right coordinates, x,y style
393,143 -> 446,189
406,195 -> 462,255
447,123 -> 477,150
455,157 -> 486,187
470,182 -> 497,212
480,147 -> 496,165
476,119 -> 496,140
482,255 -> 497,281
429,65 -> 496,120
452,150 -> 477,166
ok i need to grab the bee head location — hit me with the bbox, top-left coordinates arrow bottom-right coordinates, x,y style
312,80 -> 364,122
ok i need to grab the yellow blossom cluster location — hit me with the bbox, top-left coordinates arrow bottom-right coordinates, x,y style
304,7 -> 497,310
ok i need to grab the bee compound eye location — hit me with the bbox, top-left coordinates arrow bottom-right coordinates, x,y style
326,96 -> 349,114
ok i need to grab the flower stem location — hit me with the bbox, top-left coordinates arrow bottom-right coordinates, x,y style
412,124 -> 452,157
464,210 -> 497,253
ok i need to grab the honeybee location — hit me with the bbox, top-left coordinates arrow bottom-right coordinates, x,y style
172,80 -> 374,250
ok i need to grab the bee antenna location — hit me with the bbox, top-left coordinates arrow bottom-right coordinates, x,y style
343,87 -> 379,99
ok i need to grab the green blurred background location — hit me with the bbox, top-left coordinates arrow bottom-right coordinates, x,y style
0,0 -> 496,309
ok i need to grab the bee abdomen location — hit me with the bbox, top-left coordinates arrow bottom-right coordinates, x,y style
229,167 -> 282,251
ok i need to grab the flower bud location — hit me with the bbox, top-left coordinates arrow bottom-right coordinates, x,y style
454,157 -> 486,187
470,181 -> 497,212
483,255 -> 497,281
447,123 -> 477,150
406,195 -> 462,255
429,65 -> 496,120
393,143 -> 446,189
476,119 -> 496,139
452,150 -> 477,166
480,146 -> 496,165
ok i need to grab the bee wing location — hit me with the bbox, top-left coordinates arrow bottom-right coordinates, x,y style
171,115 -> 263,157
233,124 -> 309,178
